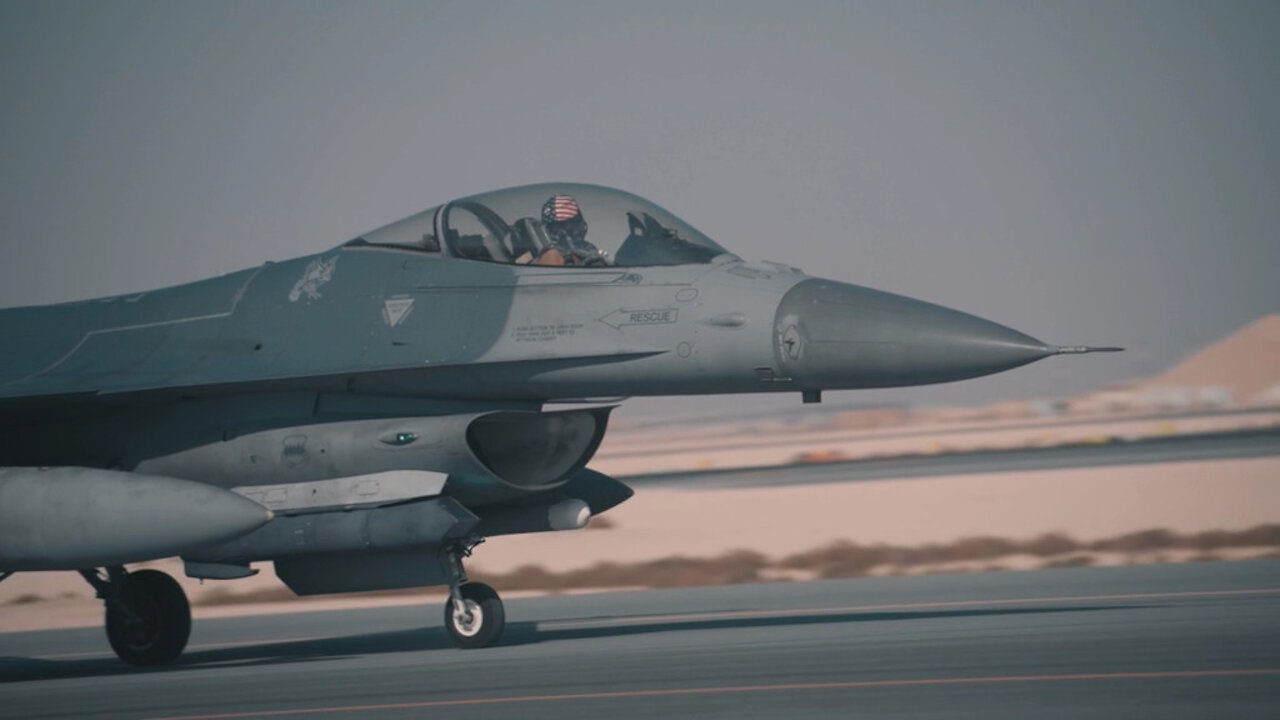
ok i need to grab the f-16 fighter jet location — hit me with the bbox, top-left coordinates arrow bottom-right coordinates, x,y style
0,183 -> 1118,665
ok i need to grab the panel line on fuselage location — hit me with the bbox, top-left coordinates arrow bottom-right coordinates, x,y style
2,264 -> 268,388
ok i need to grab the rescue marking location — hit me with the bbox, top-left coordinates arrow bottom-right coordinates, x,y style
598,307 -> 678,329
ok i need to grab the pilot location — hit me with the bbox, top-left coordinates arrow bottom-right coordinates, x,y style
538,194 -> 605,266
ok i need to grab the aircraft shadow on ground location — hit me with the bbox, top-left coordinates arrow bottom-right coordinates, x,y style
0,603 -> 1142,682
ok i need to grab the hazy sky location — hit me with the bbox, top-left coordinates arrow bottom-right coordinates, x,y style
1,1 -> 1276,419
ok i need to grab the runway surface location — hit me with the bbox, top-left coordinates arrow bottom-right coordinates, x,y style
630,427 -> 1280,487
3,560 -> 1279,719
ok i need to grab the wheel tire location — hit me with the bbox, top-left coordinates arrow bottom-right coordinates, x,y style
443,582 -> 505,649
105,569 -> 191,666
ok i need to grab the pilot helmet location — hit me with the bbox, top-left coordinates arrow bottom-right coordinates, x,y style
542,194 -> 588,248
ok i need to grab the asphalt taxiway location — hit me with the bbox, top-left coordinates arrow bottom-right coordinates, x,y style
3,560 -> 1278,719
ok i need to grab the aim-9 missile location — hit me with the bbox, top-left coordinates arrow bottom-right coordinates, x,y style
0,467 -> 273,571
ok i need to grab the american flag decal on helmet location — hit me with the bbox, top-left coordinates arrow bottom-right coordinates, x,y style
542,195 -> 582,223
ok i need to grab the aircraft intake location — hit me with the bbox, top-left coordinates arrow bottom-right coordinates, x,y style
465,409 -> 608,489
0,467 -> 273,571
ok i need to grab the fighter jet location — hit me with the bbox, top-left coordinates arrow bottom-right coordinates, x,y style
0,183 -> 1118,665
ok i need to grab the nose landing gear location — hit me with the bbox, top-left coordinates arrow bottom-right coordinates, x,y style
441,538 -> 505,649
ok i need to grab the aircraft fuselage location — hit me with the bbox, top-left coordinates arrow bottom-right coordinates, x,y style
0,183 -> 1115,665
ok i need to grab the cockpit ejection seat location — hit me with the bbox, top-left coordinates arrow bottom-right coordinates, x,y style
508,217 -> 551,264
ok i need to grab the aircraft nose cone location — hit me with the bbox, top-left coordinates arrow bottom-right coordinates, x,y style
773,278 -> 1052,389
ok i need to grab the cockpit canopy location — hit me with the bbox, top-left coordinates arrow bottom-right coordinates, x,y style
347,183 -> 731,268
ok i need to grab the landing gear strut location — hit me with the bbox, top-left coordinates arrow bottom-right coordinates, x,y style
80,567 -> 191,666
442,538 -> 504,649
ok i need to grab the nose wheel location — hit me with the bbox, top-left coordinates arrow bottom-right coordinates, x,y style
441,539 -> 505,648
444,581 -> 505,648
